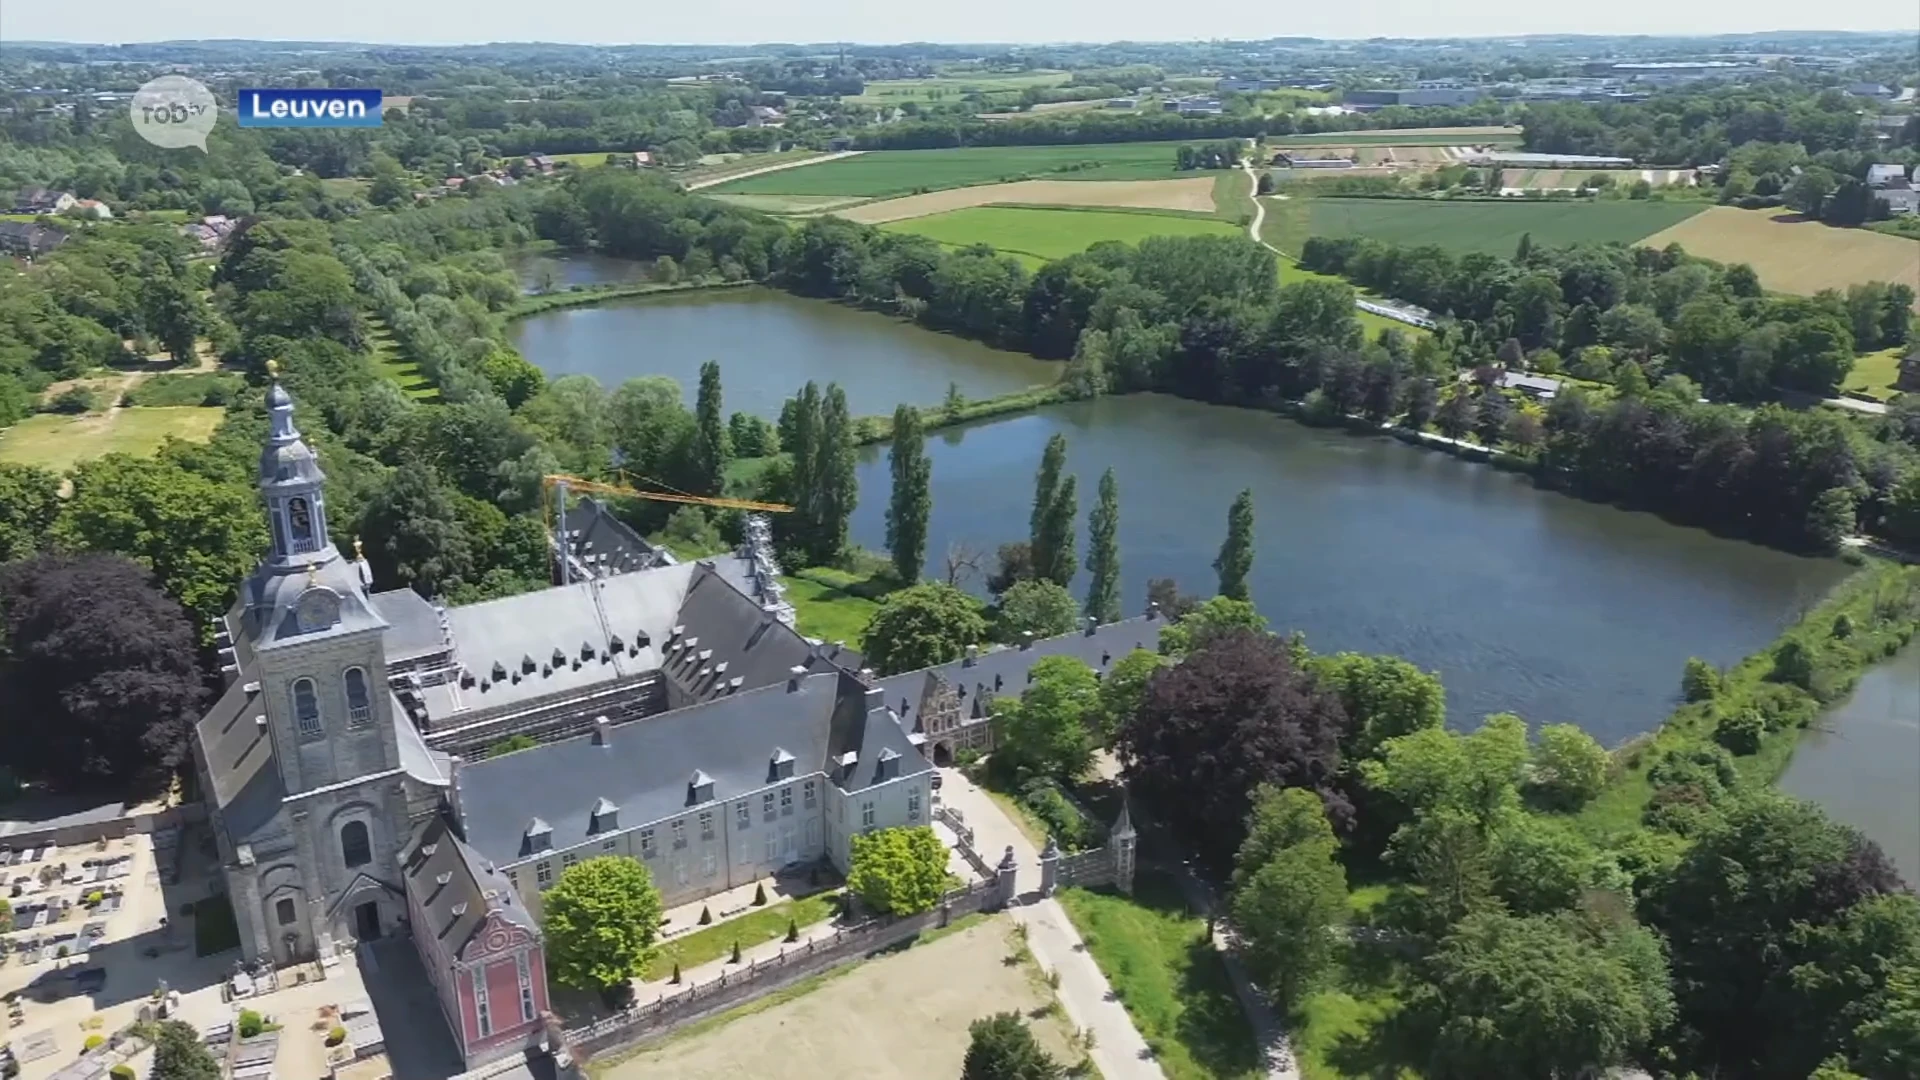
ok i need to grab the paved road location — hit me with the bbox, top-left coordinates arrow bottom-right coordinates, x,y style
685,150 -> 864,191
936,769 -> 1167,1080
1826,395 -> 1890,415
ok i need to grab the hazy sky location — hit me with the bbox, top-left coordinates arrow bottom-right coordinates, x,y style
2,2 -> 1915,48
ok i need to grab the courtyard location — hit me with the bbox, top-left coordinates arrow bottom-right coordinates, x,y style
591,917 -> 1077,1080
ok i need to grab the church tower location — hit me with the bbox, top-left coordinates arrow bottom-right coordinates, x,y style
237,368 -> 418,957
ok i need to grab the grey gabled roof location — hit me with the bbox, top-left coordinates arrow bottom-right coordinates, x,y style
368,588 -> 447,662
402,815 -> 535,956
455,667 -> 924,864
193,652 -> 284,841
559,498 -> 668,577
878,615 -> 1162,727
659,565 -> 839,704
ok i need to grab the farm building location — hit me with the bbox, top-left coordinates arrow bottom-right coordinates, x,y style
1274,153 -> 1355,169
1498,372 -> 1564,400
11,187 -> 73,214
1875,188 -> 1919,215
1467,151 -> 1636,168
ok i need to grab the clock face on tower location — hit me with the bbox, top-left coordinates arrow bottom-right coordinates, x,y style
295,587 -> 341,633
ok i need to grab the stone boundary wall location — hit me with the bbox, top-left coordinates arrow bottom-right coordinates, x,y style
1053,845 -> 1117,890
933,805 -> 996,879
562,876 -> 1012,1063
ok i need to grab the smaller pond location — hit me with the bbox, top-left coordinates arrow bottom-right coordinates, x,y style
1781,644 -> 1920,885
512,251 -> 652,294
510,286 -> 1057,418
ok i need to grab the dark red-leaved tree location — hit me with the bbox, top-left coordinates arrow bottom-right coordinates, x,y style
0,553 -> 207,797
1117,629 -> 1351,873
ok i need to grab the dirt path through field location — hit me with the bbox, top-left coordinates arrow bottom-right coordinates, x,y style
685,151 -> 863,191
836,177 -> 1217,223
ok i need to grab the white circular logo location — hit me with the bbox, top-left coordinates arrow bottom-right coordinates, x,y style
130,76 -> 218,152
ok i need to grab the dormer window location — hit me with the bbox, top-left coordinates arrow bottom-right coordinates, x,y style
435,871 -> 452,886
875,747 -> 902,783
769,748 -> 796,782
687,770 -> 715,806
589,797 -> 619,834
523,817 -> 553,854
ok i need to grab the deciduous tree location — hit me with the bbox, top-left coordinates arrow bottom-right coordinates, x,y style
1213,489 -> 1254,600
1156,595 -> 1268,658
998,655 -> 1098,782
1119,629 -> 1350,871
0,462 -> 60,563
859,583 -> 988,676
963,1012 -> 1064,1080
1095,648 -> 1164,746
1527,723 -> 1611,809
541,856 -> 664,994
997,579 -> 1080,642
1231,786 -> 1347,1004
848,825 -> 949,915
1083,467 -> 1121,623
690,359 -> 731,496
0,554 -> 206,796
885,404 -> 931,583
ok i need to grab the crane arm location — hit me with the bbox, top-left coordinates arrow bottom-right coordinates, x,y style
542,474 -> 793,514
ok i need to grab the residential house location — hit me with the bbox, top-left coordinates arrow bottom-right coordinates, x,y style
1875,187 -> 1920,215
1498,371 -> 1564,400
0,221 -> 68,257
12,187 -> 74,215
1846,83 -> 1896,100
1867,163 -> 1908,188
748,105 -> 785,127
67,199 -> 112,220
630,151 -> 654,168
524,155 -> 555,175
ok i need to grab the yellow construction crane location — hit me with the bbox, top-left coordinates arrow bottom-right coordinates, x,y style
541,473 -> 792,515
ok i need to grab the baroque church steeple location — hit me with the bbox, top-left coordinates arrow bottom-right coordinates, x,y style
260,360 -> 337,569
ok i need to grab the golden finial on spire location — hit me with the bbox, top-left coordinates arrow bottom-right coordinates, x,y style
306,560 -> 320,586
266,358 -> 281,378
353,536 -> 365,561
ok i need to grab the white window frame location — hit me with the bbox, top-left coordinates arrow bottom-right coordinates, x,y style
600,839 -> 618,851
735,801 -> 750,830
699,810 -> 714,841
861,801 -> 875,829
908,791 -> 922,821
473,968 -> 492,1037
639,828 -> 656,858
780,785 -> 793,816
516,952 -> 535,1022
702,850 -> 716,877
560,852 -> 577,870
762,791 -> 776,822
534,861 -> 553,888
764,828 -> 777,862
671,819 -> 687,850
803,779 -> 816,809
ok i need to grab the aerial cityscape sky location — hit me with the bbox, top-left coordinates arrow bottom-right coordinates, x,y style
2,1 -> 1915,48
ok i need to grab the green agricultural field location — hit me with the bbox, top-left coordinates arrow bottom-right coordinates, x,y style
844,71 -> 1072,103
710,143 -> 1195,198
1842,346 -> 1907,402
884,205 -> 1240,262
1298,198 -> 1707,257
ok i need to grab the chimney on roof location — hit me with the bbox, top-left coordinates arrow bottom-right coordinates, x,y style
788,664 -> 808,692
1148,600 -> 1161,620
1020,631 -> 1034,650
592,716 -> 611,746
962,644 -> 978,668
1085,615 -> 1098,636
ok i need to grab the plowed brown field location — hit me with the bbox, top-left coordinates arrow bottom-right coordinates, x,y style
836,177 -> 1217,224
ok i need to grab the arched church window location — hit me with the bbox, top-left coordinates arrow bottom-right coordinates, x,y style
341,821 -> 371,868
343,668 -> 372,727
275,898 -> 296,926
292,678 -> 322,738
288,496 -> 315,553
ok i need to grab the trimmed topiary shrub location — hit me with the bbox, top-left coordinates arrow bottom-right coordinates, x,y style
326,1026 -> 347,1047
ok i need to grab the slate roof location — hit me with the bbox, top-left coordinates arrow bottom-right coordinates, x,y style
368,589 -> 447,662
557,498 -> 669,578
454,668 -> 924,863
661,563 -> 850,705
401,816 -> 534,958
877,614 -> 1163,727
195,653 -> 284,841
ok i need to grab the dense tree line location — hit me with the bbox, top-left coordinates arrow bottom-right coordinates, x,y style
1520,81 -> 1903,166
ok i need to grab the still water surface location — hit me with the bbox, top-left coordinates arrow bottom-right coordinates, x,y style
514,284 -> 1850,746
1781,646 -> 1920,884
511,287 -> 1055,418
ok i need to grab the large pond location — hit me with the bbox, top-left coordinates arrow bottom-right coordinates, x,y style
1781,646 -> 1920,884
511,251 -> 652,294
511,287 -> 1056,418
513,282 -> 1850,747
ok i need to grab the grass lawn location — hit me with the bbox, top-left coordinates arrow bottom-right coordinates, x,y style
1843,346 -> 1908,401
1057,871 -> 1263,1080
780,565 -> 896,644
0,406 -> 222,473
192,894 -> 241,957
641,891 -> 840,982
318,177 -> 369,198
885,205 -> 1240,263
711,142 -> 1197,199
366,316 -> 437,401
1297,198 -> 1707,257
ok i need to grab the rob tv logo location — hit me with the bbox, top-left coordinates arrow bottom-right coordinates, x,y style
238,88 -> 383,128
